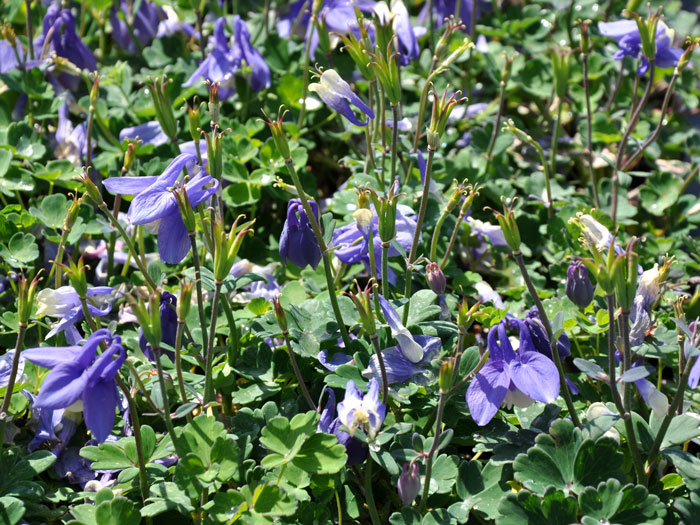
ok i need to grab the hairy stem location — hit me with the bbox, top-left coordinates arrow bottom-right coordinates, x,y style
419,392 -> 446,512
203,282 -> 222,404
282,330 -> 316,411
189,233 -> 209,352
364,457 -> 381,525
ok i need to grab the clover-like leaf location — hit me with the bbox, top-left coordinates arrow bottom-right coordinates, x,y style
579,479 -> 666,525
0,232 -> 39,268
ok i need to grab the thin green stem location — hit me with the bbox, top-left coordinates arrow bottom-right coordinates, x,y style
203,282 -> 222,404
50,229 -> 69,287
282,331 -> 316,411
284,159 -> 351,348
369,334 -> 389,403
381,242 -> 390,299
390,104 -> 400,185
440,206 -> 467,270
151,344 -> 184,457
513,251 -> 581,427
189,233 -> 209,352
602,58 -> 625,112
364,458 -> 381,525
430,211 -> 449,263
549,99 -> 563,184
367,229 -> 381,319
115,376 -> 149,503
402,149 -> 435,325
175,321 -> 189,406
221,294 -> 239,367
485,76 -> 508,172
0,323 -> 27,444
419,392 -> 446,512
582,53 -> 600,208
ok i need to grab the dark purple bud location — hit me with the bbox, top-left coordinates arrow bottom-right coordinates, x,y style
398,462 -> 421,506
139,291 -> 178,361
426,262 -> 446,295
524,309 -> 570,361
279,199 -> 322,270
566,260 -> 594,309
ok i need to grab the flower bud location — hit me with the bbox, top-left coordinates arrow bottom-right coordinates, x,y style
439,358 -> 454,394
207,80 -> 220,128
122,141 -> 137,174
63,194 -> 82,233
578,20 -> 591,55
491,197 -> 521,253
213,214 -> 256,283
427,87 -> 465,151
187,99 -> 202,143
203,127 -> 226,181
566,261 -> 594,309
369,184 -> 400,243
17,272 -> 42,326
147,76 -> 178,142
63,256 -> 89,299
551,46 -> 571,98
426,262 -> 446,295
178,280 -> 193,322
272,297 -> 288,333
173,183 -> 196,233
263,107 -> 291,161
398,462 -> 421,506
352,208 -> 374,238
89,73 -> 100,106
79,169 -> 103,205
348,281 -> 376,335
131,293 -> 162,349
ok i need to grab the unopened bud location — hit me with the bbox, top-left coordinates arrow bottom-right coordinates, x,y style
398,463 -> 421,506
263,107 -> 291,160
63,194 -> 82,232
426,262 -> 446,295
566,261 -> 594,309
178,280 -> 193,322
491,197 -> 521,252
79,169 -> 103,205
439,358 -> 454,393
273,297 -> 288,333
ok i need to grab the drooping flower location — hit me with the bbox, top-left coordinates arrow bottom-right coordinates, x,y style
119,121 -> 169,147
277,0 -> 376,60
466,319 -> 560,426
309,69 -> 375,126
230,259 -> 281,302
36,286 -> 115,343
599,19 -> 683,75
362,295 -> 441,385
103,153 -> 219,264
419,0 -> 482,34
23,329 -> 126,443
332,204 -> 416,283
111,0 -> 161,53
279,199 -> 322,270
566,260 -> 594,309
374,0 -> 420,65
523,309 -> 570,361
319,388 -> 367,465
183,17 -> 270,100
27,402 -> 78,454
337,378 -> 386,440
139,291 -> 178,361
54,99 -> 87,165
398,462 -> 421,506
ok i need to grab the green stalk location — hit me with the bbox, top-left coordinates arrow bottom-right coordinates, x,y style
115,376 -> 150,504
484,71 -> 508,173
419,391 -> 445,512
50,229 -> 69,287
203,282 -> 222,404
430,211 -> 449,263
284,159 -> 351,348
582,53 -> 600,208
549,99 -> 563,185
367,229 -> 382,319
189,233 -> 209,352
381,241 -> 390,299
364,458 -> 381,525
513,251 -> 581,427
390,105 -> 399,184
174,321 -> 189,406
282,330 -> 316,411
0,323 -> 27,445
605,294 -> 646,484
440,204 -> 468,270
151,344 -> 184,457
402,149 -> 435,325
221,294 -> 239,367
369,334 -> 389,403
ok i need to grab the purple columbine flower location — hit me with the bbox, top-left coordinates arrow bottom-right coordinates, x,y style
103,153 -> 219,264
23,329 -> 126,443
36,286 -> 115,343
309,69 -> 375,126
337,378 -> 386,440
119,120 -> 169,147
566,260 -> 594,309
38,6 -> 96,75
523,309 -> 570,361
111,0 -> 160,53
139,291 -> 178,361
27,402 -> 78,455
362,295 -> 441,385
279,198 -> 322,270
156,6 -> 196,39
466,319 -> 560,426
183,17 -> 270,100
398,462 -> 421,506
277,0 -> 376,60
332,204 -> 416,283
319,389 -> 367,465
419,0 -> 483,34
374,0 -> 421,66
54,99 -> 87,165
0,40 -> 23,74
599,20 -> 683,76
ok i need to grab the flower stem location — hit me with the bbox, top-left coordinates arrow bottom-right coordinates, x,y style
605,294 -> 645,484
0,323 -> 27,445
612,62 -> 655,226
367,229 -> 382,319
203,282 -> 222,404
549,99 -> 563,187
390,104 -> 399,185
49,228 -> 69,288
582,53 -> 600,209
151,344 -> 184,457
381,241 -> 390,299
419,392 -> 446,512
440,205 -> 468,270
282,330 -> 316,411
369,333 -> 389,403
513,251 -> 581,427
115,376 -> 150,503
189,233 -> 208,352
430,211 -> 449,263
602,58 -> 625,112
484,73 -> 508,172
284,159 -> 351,348
96,202 -> 158,292
364,457 -> 381,525
297,32 -> 313,129
174,321 -> 190,407
220,294 -> 239,367
402,149 -> 435,325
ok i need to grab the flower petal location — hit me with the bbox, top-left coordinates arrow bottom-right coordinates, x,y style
83,379 -> 119,442
157,211 -> 191,264
509,351 -> 560,404
34,362 -> 88,410
466,361 -> 510,426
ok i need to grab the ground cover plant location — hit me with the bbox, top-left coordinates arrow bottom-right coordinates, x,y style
0,0 -> 700,523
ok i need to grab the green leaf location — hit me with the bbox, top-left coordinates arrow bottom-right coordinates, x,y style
659,415 -> 700,450
259,412 -> 316,456
496,491 -> 549,525
513,419 -> 623,496
456,460 -> 513,520
80,443 -> 133,470
0,150 -> 12,178
0,496 -> 25,525
0,232 -> 39,268
29,194 -> 70,229
95,496 -> 141,525
427,454 -> 459,495
578,479 -> 666,525
291,433 -> 347,474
